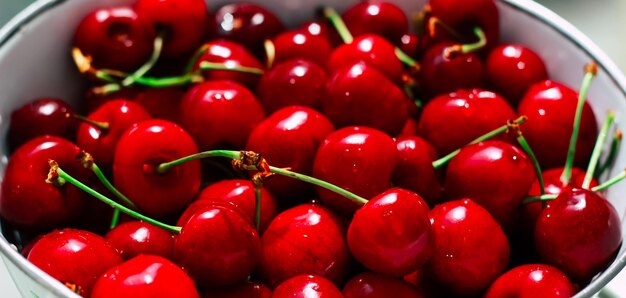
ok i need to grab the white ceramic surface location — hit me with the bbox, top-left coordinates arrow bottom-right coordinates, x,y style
1,0 -> 626,297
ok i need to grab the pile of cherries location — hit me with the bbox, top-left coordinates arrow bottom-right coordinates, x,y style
1,0 -> 623,297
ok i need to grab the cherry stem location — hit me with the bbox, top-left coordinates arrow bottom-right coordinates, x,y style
94,73 -> 201,94
322,6 -> 353,44
516,131 -> 546,196
264,39 -> 276,69
157,150 -> 241,174
461,27 -> 486,54
427,16 -> 463,40
253,184 -> 262,230
49,162 -> 181,233
597,130 -> 623,178
395,48 -> 420,69
561,62 -> 598,185
432,115 -> 528,169
90,162 -> 137,210
185,44 -> 209,74
66,113 -> 109,131
199,61 -> 265,75
583,110 -> 615,189
110,209 -> 121,229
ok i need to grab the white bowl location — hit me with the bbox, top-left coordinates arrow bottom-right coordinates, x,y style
1,0 -> 625,297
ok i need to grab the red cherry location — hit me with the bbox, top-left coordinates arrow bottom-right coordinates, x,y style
341,1 -> 409,43
1,136 -> 90,230
535,188 -> 622,283
272,275 -> 343,298
392,136 -> 442,206
397,33 -> 420,58
298,20 -> 336,44
192,40 -> 265,89
134,0 -> 209,58
7,98 -> 78,151
484,264 -> 576,298
312,126 -> 397,214
269,30 -> 333,67
428,0 -> 500,50
486,44 -> 548,106
73,6 -> 156,71
257,203 -> 351,287
348,188 -> 432,277
200,281 -> 272,298
342,271 -> 425,298
113,119 -> 201,218
27,229 -> 123,297
324,63 -> 410,136
133,86 -> 186,123
179,80 -> 265,150
92,255 -> 199,298
256,59 -> 327,114
246,106 -> 335,201
105,221 -> 174,260
517,80 -> 598,169
176,198 -> 242,227
417,88 -> 516,156
427,199 -> 510,296
174,204 -> 261,287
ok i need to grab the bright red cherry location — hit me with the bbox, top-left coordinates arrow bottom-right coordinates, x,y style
428,0 -> 500,50
73,6 -> 156,71
92,255 -> 199,298
343,271 -> 425,298
272,275 -> 343,298
113,119 -> 201,218
133,86 -> 186,123
200,281 -> 272,298
105,221 -> 174,260
392,136 -> 442,206
27,229 -> 123,297
484,264 -> 576,298
427,199 -> 510,296
341,1 -> 409,43
269,30 -> 333,67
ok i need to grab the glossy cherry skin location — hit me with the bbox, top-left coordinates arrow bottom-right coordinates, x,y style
0,136 -> 90,230
486,44 -> 548,106
210,3 -> 285,57
392,136 -> 441,206
192,40 -> 265,89
246,106 -> 335,201
104,221 -> 174,260
419,42 -> 485,98
179,80 -> 266,150
269,30 -> 333,67
27,229 -> 123,297
92,255 -> 199,298
535,188 -> 622,283
257,203 -> 351,287
418,88 -> 516,156
343,271 -> 425,298
196,179 -> 279,233
312,126 -> 398,214
518,80 -> 598,169
348,188 -> 432,277
133,86 -> 186,123
256,59 -> 327,114
341,1 -> 408,43
324,63 -> 410,136
174,204 -> 261,287
200,281 -> 272,298
484,264 -> 576,298
76,100 -> 151,170
426,199 -> 510,296
272,275 -> 343,298
73,6 -> 156,71
428,0 -> 500,50
8,98 -> 78,151
134,0 -> 209,58
113,119 -> 201,218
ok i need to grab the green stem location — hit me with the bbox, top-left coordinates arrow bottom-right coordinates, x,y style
517,133 -> 545,195
91,163 -> 137,209
54,167 -> 181,233
583,110 -> 615,189
253,185 -> 262,230
133,73 -> 200,87
395,48 -> 420,68
432,116 -> 527,169
561,62 -> 598,185
68,114 -> 109,131
110,209 -> 121,229
185,44 -> 209,74
460,27 -> 487,54
121,33 -> 165,87
597,130 -> 623,178
199,61 -> 265,75
157,150 -> 241,174
323,6 -> 353,44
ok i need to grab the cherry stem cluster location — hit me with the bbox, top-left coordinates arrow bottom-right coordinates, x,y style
524,169 -> 626,204
583,110 -> 615,189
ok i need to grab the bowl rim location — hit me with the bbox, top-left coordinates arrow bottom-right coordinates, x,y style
0,0 -> 625,297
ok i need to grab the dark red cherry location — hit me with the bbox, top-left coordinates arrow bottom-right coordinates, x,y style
73,6 -> 156,71
348,188 -> 432,277
8,98 -> 78,151
134,0 -> 209,58
298,20 -> 336,44
269,30 -> 333,67
210,3 -> 285,57
133,86 -> 186,123
256,59 -> 327,114
27,229 -> 123,297
196,179 -> 279,233
200,281 -> 272,298
84,88 -> 141,113
105,221 -> 174,260
113,119 -> 201,218
343,271 -> 425,298
417,88 -> 516,156
312,126 -> 398,214
324,63 -> 410,136
179,80 -> 265,150
257,203 -> 351,287
92,255 -> 199,298
246,106 -> 335,202
392,136 -> 441,206
397,33 -> 420,58
76,100 -> 151,170
0,136 -> 90,230
174,204 -> 261,287
484,264 -> 576,298
419,42 -> 485,98
341,1 -> 408,43
427,199 -> 510,296
518,80 -> 598,169
535,188 -> 621,283
486,44 -> 548,106
272,275 -> 343,298
428,0 -> 500,50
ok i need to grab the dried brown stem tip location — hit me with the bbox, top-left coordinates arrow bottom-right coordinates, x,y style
46,159 -> 64,186
585,62 -> 598,76
76,151 -> 94,169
